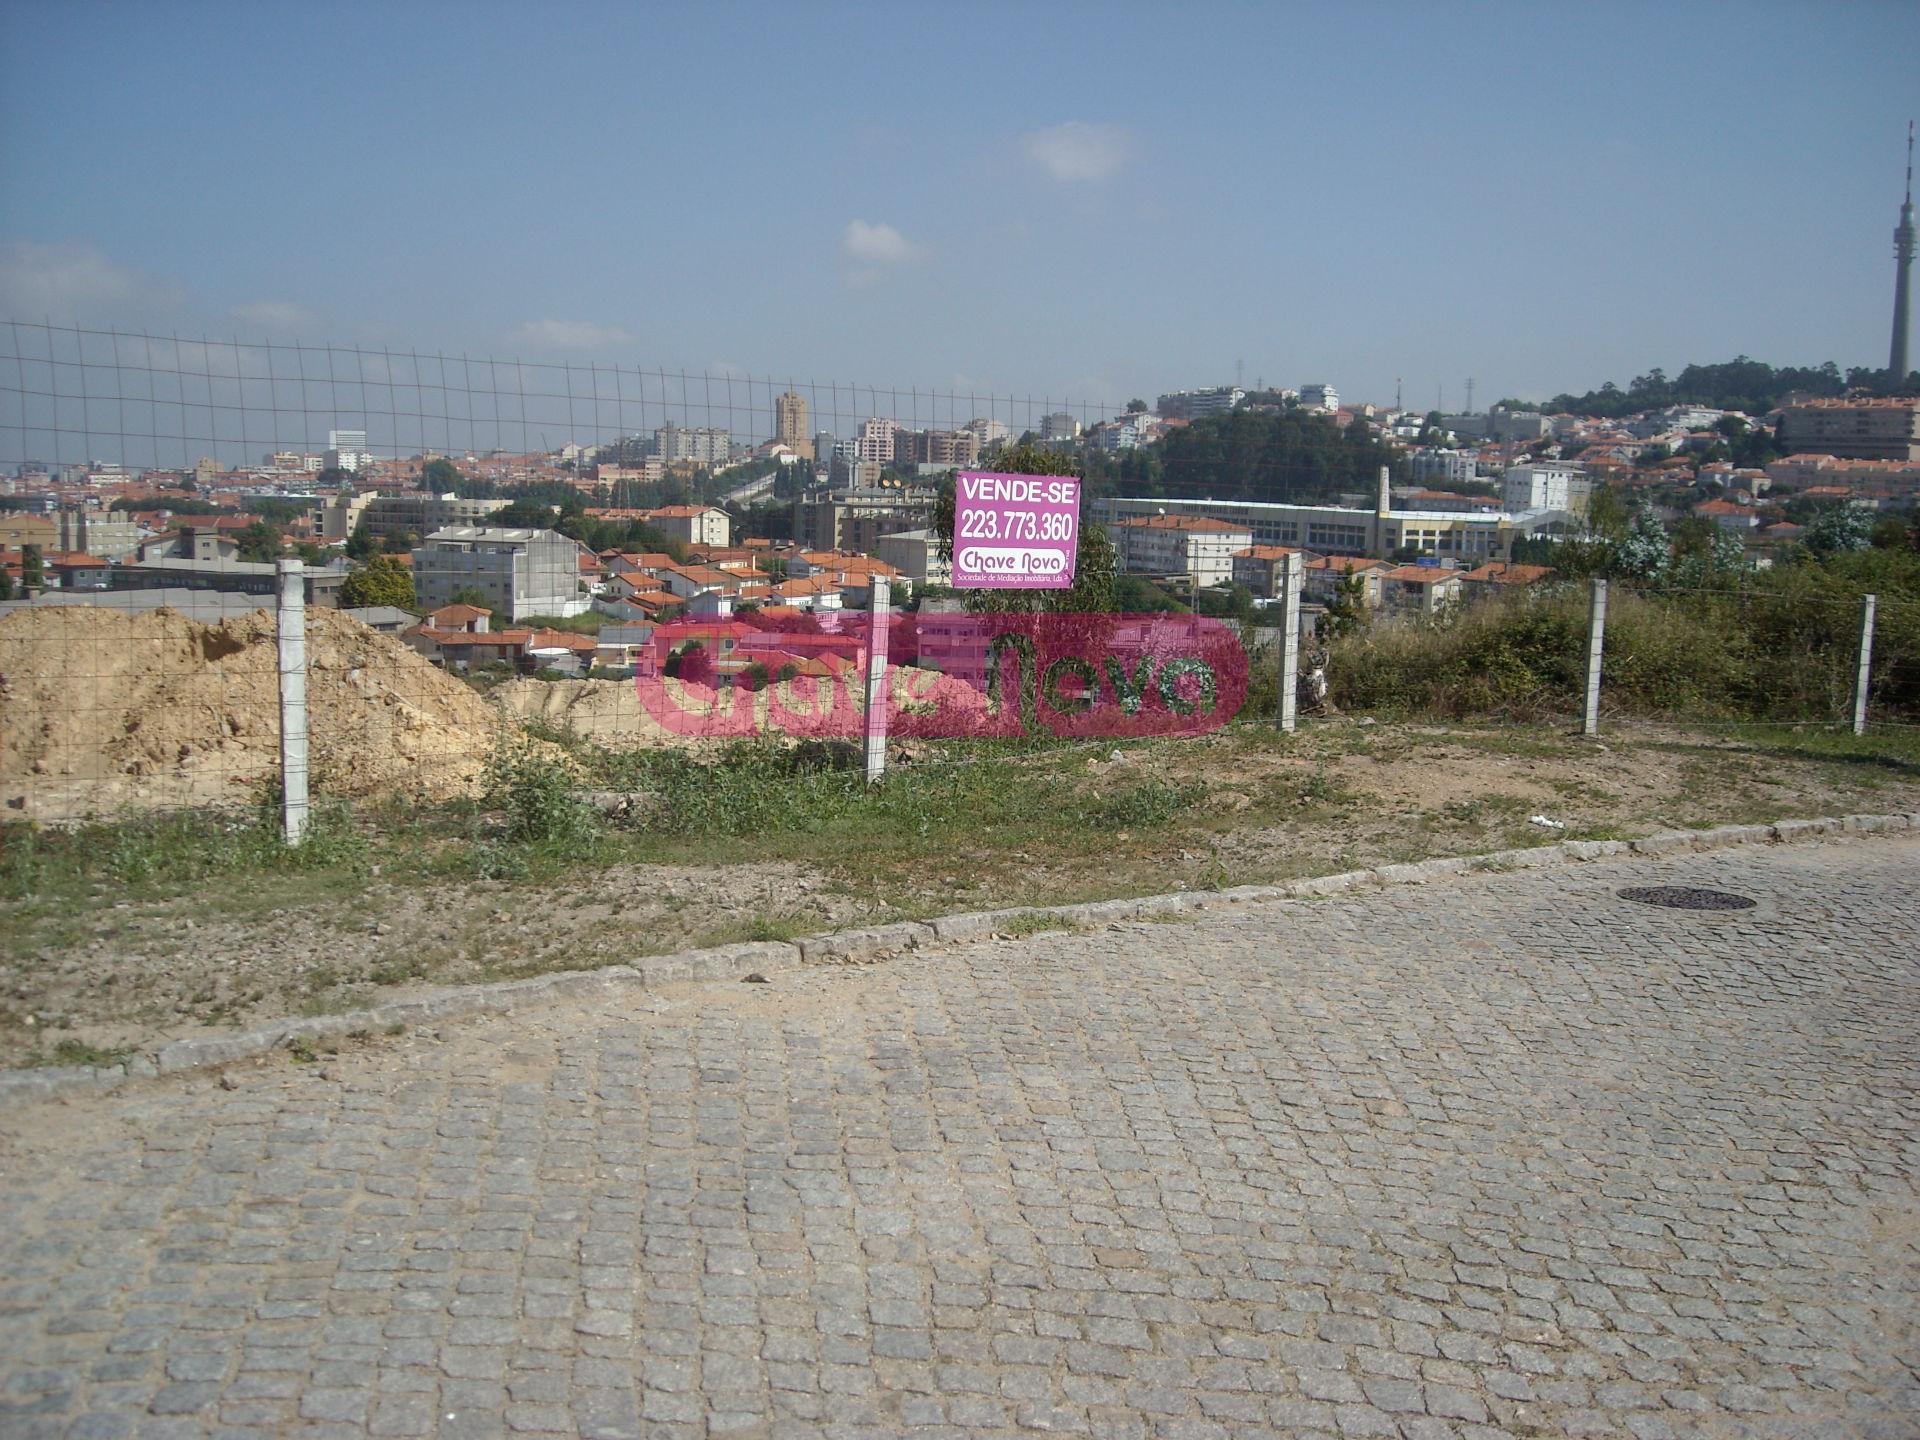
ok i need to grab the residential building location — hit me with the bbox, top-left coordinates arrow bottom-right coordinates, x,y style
774,391 -> 813,460
1111,515 -> 1254,586
1693,498 -> 1760,532
44,552 -> 113,589
1155,387 -> 1244,421
855,418 -> 898,464
876,528 -> 950,587
962,417 -> 1009,449
1410,448 -> 1481,489
891,428 -> 981,469
411,527 -> 585,619
352,494 -> 510,545
1446,406 -> 1554,442
1090,412 -> 1154,451
594,624 -> 657,675
638,505 -> 731,548
1762,453 -> 1920,498
341,605 -> 420,633
0,514 -> 56,551
1039,412 -> 1081,443
1777,397 -> 1920,461
1378,564 -> 1464,615
1502,461 -> 1588,514
1457,561 -> 1556,600
326,429 -> 371,472
108,557 -> 348,607
53,508 -> 140,559
1230,545 -> 1313,598
794,483 -> 938,554
312,490 -> 377,542
1302,555 -> 1388,608
1298,383 -> 1339,413
653,424 -> 732,466
140,526 -> 241,563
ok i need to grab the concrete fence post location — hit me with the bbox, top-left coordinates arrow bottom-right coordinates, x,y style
1853,593 -> 1877,737
863,577 -> 891,784
1583,577 -> 1608,738
275,559 -> 311,844
1278,550 -> 1303,734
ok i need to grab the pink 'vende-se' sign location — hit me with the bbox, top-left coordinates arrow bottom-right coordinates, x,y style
952,471 -> 1080,589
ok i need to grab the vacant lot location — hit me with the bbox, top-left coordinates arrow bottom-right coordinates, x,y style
4,718 -> 1918,1068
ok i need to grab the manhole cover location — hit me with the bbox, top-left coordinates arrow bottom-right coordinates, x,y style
1617,885 -> 1756,911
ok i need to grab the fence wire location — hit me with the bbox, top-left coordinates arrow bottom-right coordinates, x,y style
1,320 -> 1121,472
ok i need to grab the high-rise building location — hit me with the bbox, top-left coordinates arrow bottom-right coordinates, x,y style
1892,122 -> 1915,380
891,429 -> 981,468
962,417 -> 1009,449
774,391 -> 813,460
1040,412 -> 1081,442
855,418 -> 897,464
326,429 -> 371,473
653,424 -> 731,466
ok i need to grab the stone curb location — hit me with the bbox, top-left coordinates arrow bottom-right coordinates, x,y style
5,811 -> 1914,1102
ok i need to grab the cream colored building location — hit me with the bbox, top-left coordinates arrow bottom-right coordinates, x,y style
1112,515 -> 1253,586
1778,397 -> 1920,462
774,392 -> 813,460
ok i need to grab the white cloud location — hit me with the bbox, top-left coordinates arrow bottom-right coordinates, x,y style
232,300 -> 318,332
840,220 -> 918,266
1021,121 -> 1131,183
510,319 -> 633,350
0,241 -> 185,317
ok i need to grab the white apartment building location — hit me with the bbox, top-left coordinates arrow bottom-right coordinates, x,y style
326,429 -> 371,473
1298,383 -> 1339,413
1155,387 -> 1244,421
1091,412 -> 1154,451
1410,448 -> 1481,488
1112,515 -> 1254,585
1502,461 -> 1583,512
638,505 -> 731,548
1040,412 -> 1081,442
412,527 -> 586,619
962,416 -> 1009,448
653,425 -> 731,466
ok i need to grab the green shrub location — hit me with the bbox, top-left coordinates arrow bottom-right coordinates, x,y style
484,739 -> 599,849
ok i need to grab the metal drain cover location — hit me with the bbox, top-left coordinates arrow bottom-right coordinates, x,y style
1618,885 -> 1756,911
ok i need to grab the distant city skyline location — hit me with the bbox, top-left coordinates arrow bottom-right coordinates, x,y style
2,1 -> 1917,411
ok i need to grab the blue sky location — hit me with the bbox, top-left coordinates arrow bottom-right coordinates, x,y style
3,0 -> 1918,416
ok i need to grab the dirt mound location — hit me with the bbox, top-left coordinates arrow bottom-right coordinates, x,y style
492,666 -> 995,750
493,678 -> 677,749
0,605 -> 511,819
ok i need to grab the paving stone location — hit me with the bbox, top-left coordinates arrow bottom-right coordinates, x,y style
1,835 -> 1914,1438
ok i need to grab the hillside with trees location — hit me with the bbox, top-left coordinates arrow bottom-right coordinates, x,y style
1084,407 -> 1401,504
1514,356 -> 1918,419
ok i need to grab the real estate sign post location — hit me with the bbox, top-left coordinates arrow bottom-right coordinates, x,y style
953,472 -> 1080,590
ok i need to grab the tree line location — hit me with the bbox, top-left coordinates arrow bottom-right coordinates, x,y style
1508,356 -> 1919,420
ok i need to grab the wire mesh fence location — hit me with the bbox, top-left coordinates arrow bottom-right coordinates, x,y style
1,320 -> 1123,474
6,570 -> 1903,833
1320,575 -> 1911,735
3,318 -> 1915,837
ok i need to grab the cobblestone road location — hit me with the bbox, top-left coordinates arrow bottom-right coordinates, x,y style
2,836 -> 1917,1440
